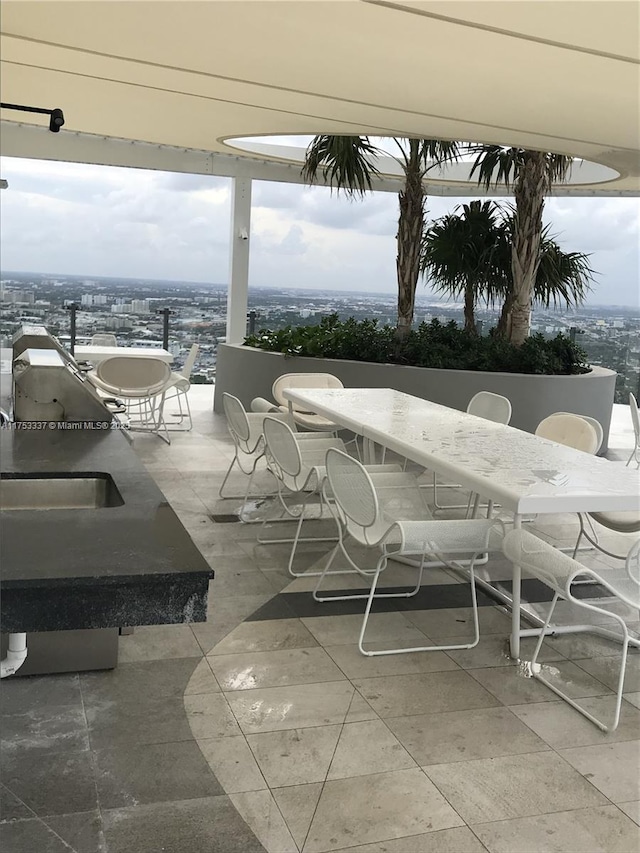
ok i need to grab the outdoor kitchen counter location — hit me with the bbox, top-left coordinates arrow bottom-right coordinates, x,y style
0,428 -> 214,632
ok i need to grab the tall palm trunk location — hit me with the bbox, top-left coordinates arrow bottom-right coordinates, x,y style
396,140 -> 424,342
508,152 -> 547,346
463,282 -> 477,334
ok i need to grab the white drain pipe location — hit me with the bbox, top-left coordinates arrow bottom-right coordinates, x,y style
1,633 -> 27,678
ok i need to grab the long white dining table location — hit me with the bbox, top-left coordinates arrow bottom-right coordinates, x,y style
75,345 -> 173,364
282,387 -> 640,658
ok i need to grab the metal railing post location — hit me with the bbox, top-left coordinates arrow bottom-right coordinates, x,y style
156,308 -> 174,350
64,302 -> 79,355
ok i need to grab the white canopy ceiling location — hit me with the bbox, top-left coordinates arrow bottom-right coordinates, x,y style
1,0 -> 639,194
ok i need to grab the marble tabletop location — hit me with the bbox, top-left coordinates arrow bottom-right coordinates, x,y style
75,345 -> 173,364
283,387 -> 640,516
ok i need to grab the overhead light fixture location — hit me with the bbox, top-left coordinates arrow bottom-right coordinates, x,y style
0,102 -> 65,133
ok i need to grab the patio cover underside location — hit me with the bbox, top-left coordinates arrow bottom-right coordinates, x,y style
0,0 -> 639,194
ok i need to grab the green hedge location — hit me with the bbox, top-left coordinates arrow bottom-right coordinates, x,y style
244,315 -> 589,376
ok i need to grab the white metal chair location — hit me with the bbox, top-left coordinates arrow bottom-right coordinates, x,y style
314,448 -> 500,656
163,343 -> 199,430
534,413 -> 600,454
433,391 -> 512,516
262,416 -> 405,576
262,415 -> 348,575
554,412 -> 604,453
89,356 -> 172,443
90,333 -> 118,347
220,392 -> 291,503
272,373 -> 344,433
503,529 -> 640,732
573,508 -> 640,561
628,393 -> 640,468
219,394 -> 327,507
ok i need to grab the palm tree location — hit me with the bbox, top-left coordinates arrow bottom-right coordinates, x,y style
302,135 -> 460,341
420,200 -> 504,334
470,146 -> 572,346
421,202 -> 594,334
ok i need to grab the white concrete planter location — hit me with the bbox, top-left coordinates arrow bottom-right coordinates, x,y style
214,344 -> 617,452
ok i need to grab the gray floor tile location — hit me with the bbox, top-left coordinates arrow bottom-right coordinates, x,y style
403,606 -> 512,639
329,826 -> 488,853
80,657 -> 201,703
184,657 -> 221,694
210,646 -> 346,691
207,618 -> 319,656
184,692 -> 242,739
443,634 -> 564,669
327,719 -> 416,779
546,632 -> 633,660
94,740 -> 223,808
387,706 -> 548,765
117,624 -> 203,662
1,703 -> 90,755
0,818 -> 79,853
353,670 -> 500,718
272,783 -> 323,849
85,693 -> 194,749
304,768 -> 463,853
425,751 -> 608,823
469,660 -> 612,706
472,805 -> 640,853
325,643 -> 458,679
300,612 -> 429,648
229,789 -> 298,852
102,795 -> 267,853
0,784 -> 31,823
0,673 -> 81,714
511,696 -> 640,748
227,681 -> 354,734
1,749 -> 97,817
575,654 -> 640,693
617,800 -> 640,826
211,568 -> 277,597
197,736 -> 267,793
45,810 -> 106,853
247,725 -> 342,787
192,594 -> 275,653
559,740 -> 640,803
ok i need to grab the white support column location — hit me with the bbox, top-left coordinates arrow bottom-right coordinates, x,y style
226,176 -> 252,344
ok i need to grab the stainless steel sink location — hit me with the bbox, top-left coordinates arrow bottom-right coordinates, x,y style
0,473 -> 124,510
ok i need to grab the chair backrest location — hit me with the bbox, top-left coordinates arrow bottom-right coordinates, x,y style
95,357 -> 171,396
467,391 -> 512,425
325,448 -> 380,539
535,413 -> 599,454
222,393 -> 252,446
90,333 -> 118,347
630,393 -> 640,440
554,412 -> 604,453
263,416 -> 303,485
272,373 -> 344,411
180,344 -> 199,380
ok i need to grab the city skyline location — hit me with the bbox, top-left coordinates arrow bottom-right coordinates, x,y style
1,157 -> 639,308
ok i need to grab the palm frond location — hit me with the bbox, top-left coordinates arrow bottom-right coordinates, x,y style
301,135 -> 382,197
469,145 -> 573,191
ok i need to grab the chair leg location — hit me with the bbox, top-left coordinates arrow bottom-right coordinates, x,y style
530,595 -> 630,732
359,553 -> 482,657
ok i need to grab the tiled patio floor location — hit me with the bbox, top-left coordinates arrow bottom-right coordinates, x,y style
2,388 -> 639,853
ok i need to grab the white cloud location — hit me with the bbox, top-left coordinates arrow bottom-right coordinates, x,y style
0,157 -> 638,306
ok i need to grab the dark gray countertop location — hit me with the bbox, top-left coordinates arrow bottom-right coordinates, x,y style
0,428 -> 214,631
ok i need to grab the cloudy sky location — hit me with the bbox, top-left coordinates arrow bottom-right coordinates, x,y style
1,156 -> 638,307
